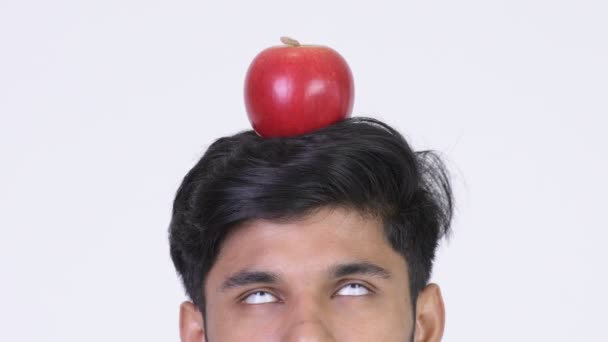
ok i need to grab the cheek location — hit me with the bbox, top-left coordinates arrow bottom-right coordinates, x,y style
205,297 -> 412,342
205,303 -> 285,342
329,296 -> 412,341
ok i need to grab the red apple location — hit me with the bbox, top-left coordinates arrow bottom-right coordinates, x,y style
244,37 -> 354,138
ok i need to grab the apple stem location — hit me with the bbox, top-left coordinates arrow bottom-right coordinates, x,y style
280,36 -> 301,47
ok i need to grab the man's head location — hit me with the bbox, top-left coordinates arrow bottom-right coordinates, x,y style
169,117 -> 453,341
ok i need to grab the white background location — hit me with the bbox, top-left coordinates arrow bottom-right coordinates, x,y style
1,0 -> 606,341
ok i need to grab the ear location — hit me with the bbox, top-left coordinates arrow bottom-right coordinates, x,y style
179,301 -> 206,342
414,283 -> 445,342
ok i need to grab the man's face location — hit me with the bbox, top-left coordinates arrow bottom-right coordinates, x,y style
179,207 -> 445,341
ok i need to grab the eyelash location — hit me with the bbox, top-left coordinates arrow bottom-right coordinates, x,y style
333,281 -> 374,297
239,282 -> 375,304
240,289 -> 282,303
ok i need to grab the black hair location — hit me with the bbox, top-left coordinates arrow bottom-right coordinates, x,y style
169,116 -> 453,312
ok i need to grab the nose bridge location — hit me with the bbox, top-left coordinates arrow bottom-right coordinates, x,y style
281,295 -> 337,342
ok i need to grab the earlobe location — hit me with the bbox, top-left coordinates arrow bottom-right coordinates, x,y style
179,301 -> 206,342
414,283 -> 445,342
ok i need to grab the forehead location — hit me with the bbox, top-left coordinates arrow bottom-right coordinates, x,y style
207,207 -> 407,283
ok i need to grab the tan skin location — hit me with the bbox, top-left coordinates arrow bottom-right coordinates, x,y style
179,207 -> 445,341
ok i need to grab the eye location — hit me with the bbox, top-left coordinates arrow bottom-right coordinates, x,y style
243,291 -> 279,305
335,283 -> 371,297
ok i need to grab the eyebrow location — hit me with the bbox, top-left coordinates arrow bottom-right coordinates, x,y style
219,262 -> 391,292
330,262 -> 392,279
220,270 -> 279,291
